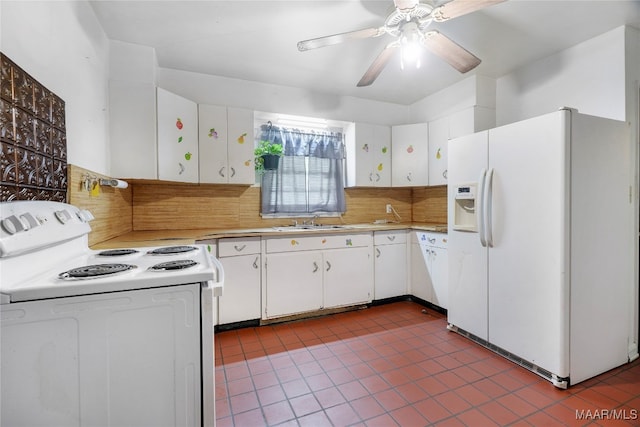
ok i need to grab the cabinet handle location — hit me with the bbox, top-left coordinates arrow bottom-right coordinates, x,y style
218,167 -> 226,177
253,256 -> 259,269
387,235 -> 396,242
406,172 -> 412,182
178,163 -> 185,175
369,172 -> 373,182
234,244 -> 246,252
428,237 -> 436,244
375,248 -> 381,258
326,261 -> 331,271
375,173 -> 380,182
230,167 -> 236,177
312,262 -> 319,273
443,169 -> 448,179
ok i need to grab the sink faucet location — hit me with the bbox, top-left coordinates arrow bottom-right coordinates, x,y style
303,215 -> 319,226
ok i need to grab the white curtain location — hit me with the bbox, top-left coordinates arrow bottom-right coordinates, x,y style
260,124 -> 346,215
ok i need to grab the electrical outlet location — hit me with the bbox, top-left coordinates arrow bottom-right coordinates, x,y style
386,204 -> 392,214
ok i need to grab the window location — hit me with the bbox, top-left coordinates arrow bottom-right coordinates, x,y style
259,124 -> 346,216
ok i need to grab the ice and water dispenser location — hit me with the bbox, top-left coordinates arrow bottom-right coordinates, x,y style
453,184 -> 477,232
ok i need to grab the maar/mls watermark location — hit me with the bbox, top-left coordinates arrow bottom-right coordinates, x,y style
576,408 -> 638,421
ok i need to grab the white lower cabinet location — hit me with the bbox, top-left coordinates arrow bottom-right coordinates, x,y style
217,237 -> 262,324
374,231 -> 408,299
411,232 -> 448,309
263,233 -> 373,320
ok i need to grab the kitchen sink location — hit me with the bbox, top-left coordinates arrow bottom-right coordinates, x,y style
271,224 -> 353,232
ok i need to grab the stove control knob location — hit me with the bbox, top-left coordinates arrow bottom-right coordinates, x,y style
77,209 -> 94,222
1,215 -> 26,235
19,213 -> 39,230
54,209 -> 72,224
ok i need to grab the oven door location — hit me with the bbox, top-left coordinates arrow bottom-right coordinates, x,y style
1,284 -> 202,427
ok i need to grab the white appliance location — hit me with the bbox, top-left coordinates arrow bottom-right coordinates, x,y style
0,200 -> 224,426
447,108 -> 637,388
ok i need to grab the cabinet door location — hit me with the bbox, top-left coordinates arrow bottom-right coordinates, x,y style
392,123 -> 428,186
355,123 -> 391,187
264,252 -> 323,319
374,243 -> 407,299
428,246 -> 448,309
428,116 -> 448,186
157,88 -> 199,183
227,107 -> 255,184
198,104 -> 228,184
323,247 -> 373,308
410,242 -> 431,302
218,254 -> 261,324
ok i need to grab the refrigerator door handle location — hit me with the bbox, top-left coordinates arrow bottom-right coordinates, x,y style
478,169 -> 487,247
485,168 -> 495,248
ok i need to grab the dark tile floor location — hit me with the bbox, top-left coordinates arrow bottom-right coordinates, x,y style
214,301 -> 640,426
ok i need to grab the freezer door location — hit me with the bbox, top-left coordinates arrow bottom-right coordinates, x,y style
447,131 -> 489,340
486,110 -> 569,377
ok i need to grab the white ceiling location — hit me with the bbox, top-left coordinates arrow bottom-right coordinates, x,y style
90,0 -> 640,105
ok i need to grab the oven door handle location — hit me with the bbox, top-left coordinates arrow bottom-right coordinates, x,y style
205,255 -> 225,297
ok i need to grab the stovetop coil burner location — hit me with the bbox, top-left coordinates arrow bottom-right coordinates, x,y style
147,246 -> 198,255
98,249 -> 140,257
58,263 -> 137,280
149,259 -> 199,271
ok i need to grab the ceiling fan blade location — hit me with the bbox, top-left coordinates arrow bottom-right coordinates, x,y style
393,0 -> 419,11
297,27 -> 384,51
432,0 -> 506,22
357,43 -> 399,87
422,30 -> 481,73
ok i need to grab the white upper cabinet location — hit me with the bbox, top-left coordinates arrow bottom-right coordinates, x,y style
427,117 -> 449,186
345,122 -> 391,187
157,88 -> 199,183
428,106 -> 496,186
199,105 -> 254,184
391,123 -> 429,187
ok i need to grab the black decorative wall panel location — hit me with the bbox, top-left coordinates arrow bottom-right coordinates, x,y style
0,53 -> 67,201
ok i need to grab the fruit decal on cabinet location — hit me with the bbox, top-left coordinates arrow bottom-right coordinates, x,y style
290,239 -> 299,246
237,133 -> 247,144
407,145 -> 414,154
345,239 -> 353,247
436,148 -> 442,159
377,163 -> 383,171
176,118 -> 183,130
208,128 -> 218,139
362,143 -> 369,152
382,146 -> 388,154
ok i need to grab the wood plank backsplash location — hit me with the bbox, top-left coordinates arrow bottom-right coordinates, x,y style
69,165 -> 448,244
132,184 -> 415,230
412,185 -> 448,224
68,164 -> 132,246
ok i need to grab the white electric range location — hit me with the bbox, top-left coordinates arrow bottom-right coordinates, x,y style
0,200 -> 223,427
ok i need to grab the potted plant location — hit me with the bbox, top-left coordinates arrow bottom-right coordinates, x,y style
254,139 -> 283,172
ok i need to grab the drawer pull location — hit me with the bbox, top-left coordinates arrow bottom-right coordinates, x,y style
253,256 -> 259,269
234,244 -> 247,252
218,167 -> 225,177
326,261 -> 332,271
387,235 -> 396,242
312,262 -> 319,273
375,248 -> 381,258
230,167 -> 236,177
428,238 -> 436,244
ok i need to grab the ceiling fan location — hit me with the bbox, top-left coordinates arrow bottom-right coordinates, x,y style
297,0 -> 506,87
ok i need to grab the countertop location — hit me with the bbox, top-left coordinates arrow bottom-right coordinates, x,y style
91,222 -> 448,249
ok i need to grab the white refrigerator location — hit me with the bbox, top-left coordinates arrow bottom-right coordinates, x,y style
447,108 -> 636,388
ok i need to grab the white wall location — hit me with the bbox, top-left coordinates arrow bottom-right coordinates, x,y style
0,0 -> 111,175
157,68 -> 408,126
496,26 -> 627,126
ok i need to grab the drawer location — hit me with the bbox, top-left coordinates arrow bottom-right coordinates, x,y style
413,231 -> 448,248
218,237 -> 261,257
374,230 -> 407,245
266,232 -> 372,253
